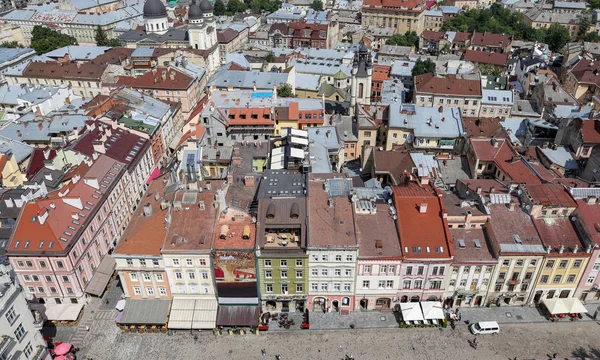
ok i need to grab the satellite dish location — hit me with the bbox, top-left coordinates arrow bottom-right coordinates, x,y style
571,217 -> 577,222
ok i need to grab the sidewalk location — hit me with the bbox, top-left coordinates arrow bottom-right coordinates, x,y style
459,302 -> 600,325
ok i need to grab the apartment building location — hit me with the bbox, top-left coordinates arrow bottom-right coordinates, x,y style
523,8 -> 595,40
443,192 -> 496,307
217,28 -> 246,64
414,73 -> 482,117
307,177 -> 358,312
70,120 -> 155,239
113,174 -> 173,300
361,0 -> 426,35
394,181 -> 454,303
354,186 -> 402,310
7,155 -> 125,305
256,170 -> 309,313
572,193 -> 600,301
0,262 -> 51,360
479,89 -> 513,118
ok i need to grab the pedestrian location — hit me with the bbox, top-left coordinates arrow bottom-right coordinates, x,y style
194,334 -> 198,342
261,349 -> 266,356
553,354 -> 557,358
105,299 -> 109,305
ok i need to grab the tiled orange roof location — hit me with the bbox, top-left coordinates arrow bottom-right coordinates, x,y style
213,208 -> 256,250
415,73 -> 482,97
307,180 -> 356,247
8,155 -> 124,255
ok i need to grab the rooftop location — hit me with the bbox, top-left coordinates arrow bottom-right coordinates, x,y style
451,227 -> 495,264
443,192 -> 485,217
114,67 -> 195,90
307,179 -> 357,248
256,169 -> 306,199
415,73 -> 482,97
388,104 -> 465,138
471,32 -> 511,47
213,208 -> 256,250
521,183 -> 577,208
464,50 -> 509,67
533,217 -> 585,256
354,201 -> 402,259
114,174 -> 171,256
488,199 -> 545,254
393,183 -> 453,260
256,197 -> 307,250
373,150 -> 414,186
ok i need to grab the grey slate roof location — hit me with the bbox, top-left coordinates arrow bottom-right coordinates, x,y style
0,134 -> 34,163
118,299 -> 171,324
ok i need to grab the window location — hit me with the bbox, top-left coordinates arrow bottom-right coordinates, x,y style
515,260 -> 524,267
311,283 -> 318,291
312,269 -> 318,276
280,270 -> 287,278
40,261 -> 47,268
296,259 -> 303,267
6,306 -> 16,324
312,254 -> 318,261
406,266 -> 413,275
265,260 -> 272,267
172,259 -> 180,266
156,273 -> 164,281
320,283 -> 328,291
175,271 -> 183,280
389,265 -> 396,274
134,287 -> 142,296
265,270 -> 272,278
14,324 -> 26,341
26,261 -> 33,268
417,266 -> 424,275
186,259 -> 193,266
188,272 -> 196,280
281,260 -> 288,267
17,261 -> 24,267
334,269 -> 341,276
335,255 -> 342,261
495,284 -> 502,292
281,284 -> 289,294
386,280 -> 393,289
199,259 -> 207,266
364,265 -> 371,274
378,281 -> 385,289
540,275 -> 549,284
321,269 -> 328,276
529,259 -> 537,267
24,342 -> 33,358
146,287 -> 155,296
67,287 -> 73,294
520,283 -> 528,292
159,287 -> 167,296
333,283 -> 341,291
403,280 -> 411,289
545,260 -> 555,269
362,280 -> 370,289
345,269 -> 352,277
559,260 -> 568,269
346,255 -> 353,262
139,259 -> 146,267
296,270 -> 302,278
573,260 -> 582,269
296,284 -> 303,292
567,274 -> 576,283
594,262 -> 600,271
130,273 -> 138,281
429,281 -> 442,289
266,284 -> 273,293
143,273 -> 152,281
553,275 -> 562,283
460,279 -> 467,287
587,275 -> 596,284
321,255 -> 328,261
414,280 -> 422,289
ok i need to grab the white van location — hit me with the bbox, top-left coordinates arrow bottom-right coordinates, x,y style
469,321 -> 500,335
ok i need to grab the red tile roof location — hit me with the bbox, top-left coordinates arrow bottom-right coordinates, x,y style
575,199 -> 600,245
470,138 -> 542,184
451,227 -> 495,264
372,64 -> 391,82
487,198 -> 543,252
23,61 -> 107,80
8,155 -> 124,255
568,58 -> 600,87
354,202 -> 402,259
470,138 -> 509,161
464,50 -> 509,67
26,148 -> 57,179
533,217 -> 586,256
213,209 -> 256,250
522,183 -> 577,207
113,67 -> 194,90
581,120 -> 600,144
307,180 -> 356,247
393,183 -> 453,260
415,73 -> 482,97
471,32 -> 511,47
114,174 -> 172,256
217,28 -> 239,43
421,30 -> 444,41
462,117 -> 506,138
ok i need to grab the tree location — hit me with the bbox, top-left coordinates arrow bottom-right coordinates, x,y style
0,41 -> 23,48
411,58 -> 436,76
95,25 -> 109,46
214,0 -> 226,15
544,23 -> 571,53
581,31 -> 600,42
479,64 -> 502,77
226,0 -> 247,13
591,0 -> 600,10
385,31 -> 419,47
30,25 -> 77,54
577,10 -> 594,41
249,0 -> 281,13
109,38 -> 122,47
265,52 -> 276,62
310,0 -> 323,11
277,83 -> 294,97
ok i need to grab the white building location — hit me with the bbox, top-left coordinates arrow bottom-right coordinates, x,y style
479,89 -> 514,118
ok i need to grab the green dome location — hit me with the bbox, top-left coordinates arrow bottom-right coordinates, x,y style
333,70 -> 347,80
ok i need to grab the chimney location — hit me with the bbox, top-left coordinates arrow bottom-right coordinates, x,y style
476,186 -> 482,195
244,175 -> 255,188
586,244 -> 593,253
253,83 -> 257,91
143,203 -> 152,217
326,130 -> 331,138
86,122 -> 96,132
542,141 -> 549,149
16,129 -> 21,137
169,71 -> 175,81
161,71 -> 166,81
466,210 -> 472,223
558,245 -> 565,254
233,147 -> 240,156
438,106 -> 443,113
552,83 -> 557,92
38,208 -> 49,225
421,176 -> 429,185
4,197 -> 13,208
490,186 -> 495,193
587,196 -> 597,205
509,200 -> 516,211
419,199 -> 428,213
572,244 -> 579,254
92,140 -> 106,154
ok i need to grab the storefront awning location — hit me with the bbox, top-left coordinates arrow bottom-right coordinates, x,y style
168,297 -> 218,329
85,255 -> 115,297
561,298 -> 588,314
30,303 -> 84,321
118,299 -> 171,325
420,301 -> 444,320
400,303 -> 424,322
216,305 -> 260,327
145,167 -> 161,185
541,298 -> 569,315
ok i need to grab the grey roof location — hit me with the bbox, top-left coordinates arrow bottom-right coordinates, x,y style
118,299 -> 171,324
295,73 -> 320,90
199,0 -> 212,12
0,119 -> 51,142
143,0 -> 167,18
44,46 -> 110,61
307,126 -> 340,151
131,47 -> 156,58
19,87 -> 59,105
0,85 -> 24,105
48,114 -> 89,133
389,104 -> 465,138
554,1 -> 586,9
120,28 -> 188,42
305,9 -> 329,24
307,140 -> 331,173
512,99 -> 541,117
379,45 -> 412,57
291,60 -> 352,77
390,60 -> 415,77
498,243 -> 546,254
481,89 -> 514,105
0,48 -> 35,66
439,6 -> 461,13
0,135 -> 34,163
188,1 -> 202,19
424,10 -> 442,16
257,169 -> 306,199
569,187 -> 600,199
28,167 -> 65,190
553,105 -> 592,119
209,68 -> 290,90
524,7 -> 580,25
538,145 -> 578,170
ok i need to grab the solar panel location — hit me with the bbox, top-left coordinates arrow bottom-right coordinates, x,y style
327,178 -> 352,197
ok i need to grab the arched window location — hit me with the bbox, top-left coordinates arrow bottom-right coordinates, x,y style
358,83 -> 364,99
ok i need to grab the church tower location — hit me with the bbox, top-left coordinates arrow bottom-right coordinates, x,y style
350,41 -> 373,109
143,0 -> 168,35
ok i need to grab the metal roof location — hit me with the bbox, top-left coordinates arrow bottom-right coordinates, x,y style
569,187 -> 600,199
118,299 -> 171,324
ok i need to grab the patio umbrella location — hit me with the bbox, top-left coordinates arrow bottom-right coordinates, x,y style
562,298 -> 588,313
53,343 -> 72,356
54,356 -> 66,360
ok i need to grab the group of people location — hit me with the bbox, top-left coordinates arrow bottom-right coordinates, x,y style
261,349 -> 281,359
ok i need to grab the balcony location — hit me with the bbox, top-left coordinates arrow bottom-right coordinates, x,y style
33,345 -> 49,360
508,279 -> 520,285
0,335 -> 11,354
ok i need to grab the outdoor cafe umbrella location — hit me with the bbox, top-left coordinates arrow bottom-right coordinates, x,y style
54,356 -> 66,360
53,343 -> 72,356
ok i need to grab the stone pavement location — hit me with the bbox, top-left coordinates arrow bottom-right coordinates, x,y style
458,302 -> 600,325
309,310 -> 401,330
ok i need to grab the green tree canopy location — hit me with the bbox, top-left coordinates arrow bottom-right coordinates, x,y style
226,0 -> 247,14
310,0 -> 323,11
385,31 -> 419,47
411,58 -> 436,76
577,10 -> 594,40
214,0 -> 226,15
479,64 -> 502,77
277,83 -> 294,97
591,0 -> 600,10
0,41 -> 23,48
249,0 -> 281,13
544,23 -> 571,52
108,38 -> 122,47
30,25 -> 77,54
95,25 -> 109,46
265,52 -> 276,62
